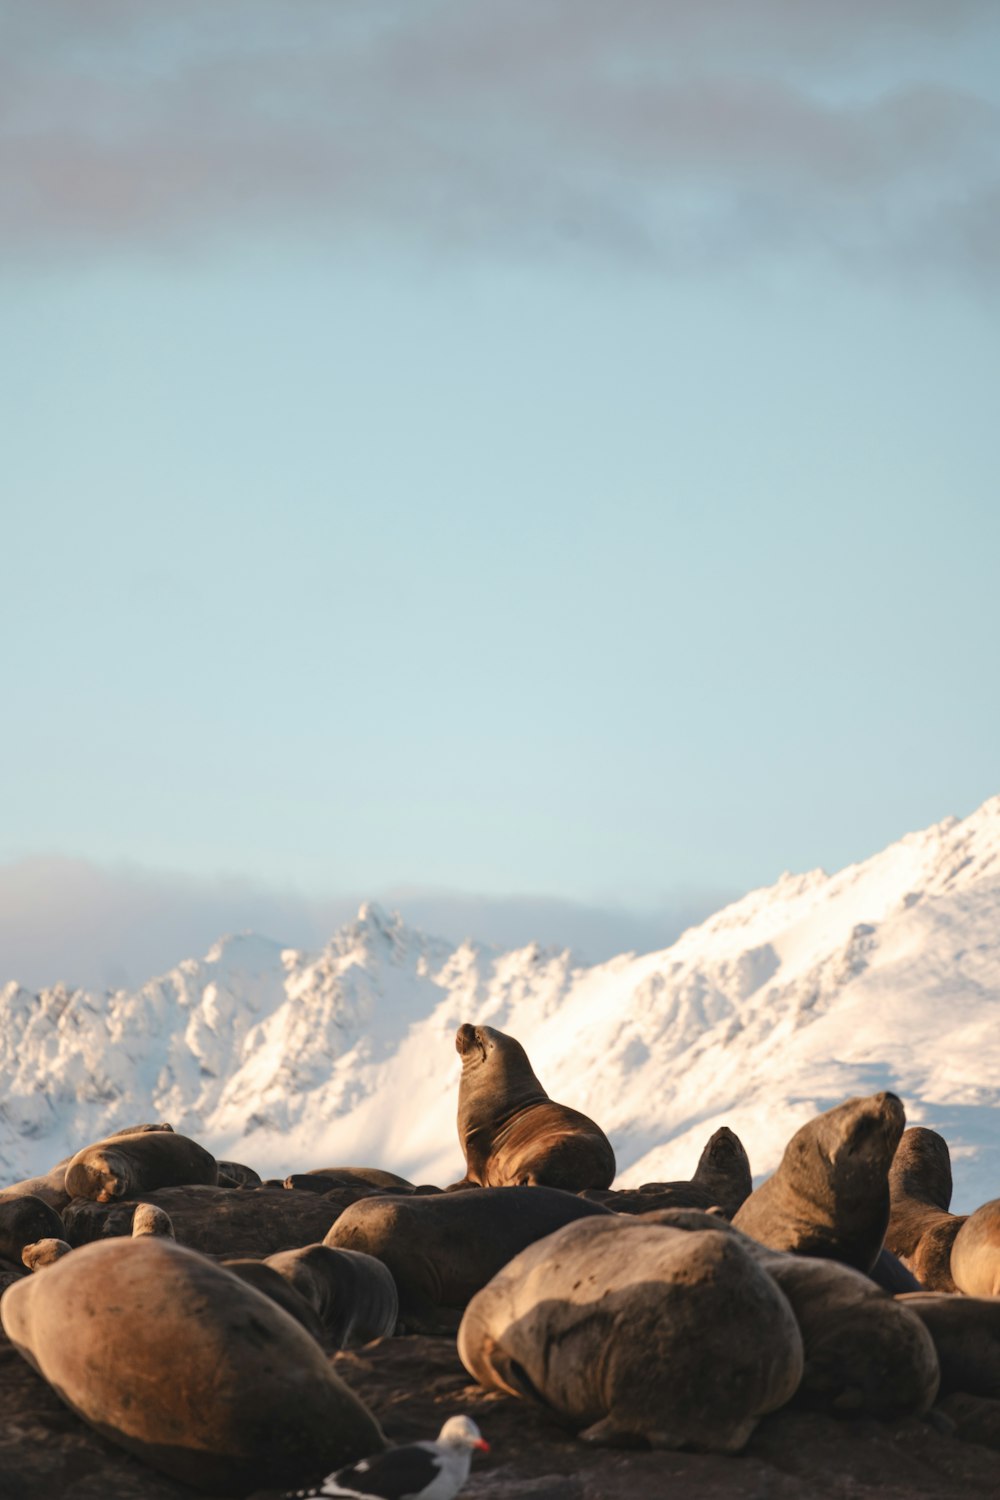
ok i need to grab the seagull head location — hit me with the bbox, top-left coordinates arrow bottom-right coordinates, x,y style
436,1415 -> 490,1453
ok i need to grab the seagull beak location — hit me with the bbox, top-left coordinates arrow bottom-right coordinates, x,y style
474,1438 -> 490,1452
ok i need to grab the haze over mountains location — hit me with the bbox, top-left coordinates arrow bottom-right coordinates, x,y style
3,797 -> 999,1212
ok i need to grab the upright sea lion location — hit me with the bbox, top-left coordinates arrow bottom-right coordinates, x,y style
64,1130 -> 218,1203
458,1215 -> 803,1451
885,1127 -> 966,1291
262,1244 -> 399,1349
949,1199 -> 1000,1298
325,1185 -> 614,1333
455,1023 -> 615,1191
733,1092 -> 905,1272
1,1236 -> 385,1495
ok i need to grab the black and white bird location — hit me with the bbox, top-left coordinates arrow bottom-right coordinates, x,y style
284,1415 -> 489,1500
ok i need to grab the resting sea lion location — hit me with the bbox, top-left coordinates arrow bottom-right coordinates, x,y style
455,1023 -> 615,1191
62,1183 -> 347,1258
262,1244 -> 399,1348
458,1215 -> 803,1451
325,1185 -> 614,1333
221,1258 -> 327,1344
589,1126 -> 752,1217
0,1125 -> 174,1213
640,1207 -> 938,1420
64,1129 -> 218,1203
885,1127 -> 965,1291
901,1292 -> 1000,1399
299,1167 -> 416,1192
949,1199 -> 1000,1297
216,1160 -> 262,1189
1,1236 -> 385,1495
21,1237 -> 72,1271
0,1195 -> 65,1264
733,1092 -> 905,1272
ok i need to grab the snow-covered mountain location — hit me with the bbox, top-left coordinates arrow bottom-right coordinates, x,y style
3,797 -> 1000,1212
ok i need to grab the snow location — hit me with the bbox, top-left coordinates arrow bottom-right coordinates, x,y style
3,798 -> 1000,1211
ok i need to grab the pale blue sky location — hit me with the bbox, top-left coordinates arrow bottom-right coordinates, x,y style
2,2 -> 999,982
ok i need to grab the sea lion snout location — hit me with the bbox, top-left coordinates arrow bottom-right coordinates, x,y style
455,1024 -> 489,1062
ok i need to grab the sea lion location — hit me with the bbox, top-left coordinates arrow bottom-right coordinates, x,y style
298,1167 -> 416,1193
64,1129 -> 218,1203
0,1195 -> 65,1264
0,1125 -> 174,1213
1,1235 -> 385,1495
221,1258 -> 327,1344
262,1244 -> 399,1349
639,1207 -> 938,1421
455,1023 -> 615,1191
885,1127 -> 966,1291
325,1185 -> 614,1333
131,1203 -> 175,1238
949,1199 -> 1000,1297
733,1092 -> 905,1272
588,1126 -> 752,1217
458,1214 -> 803,1451
21,1238 -> 72,1271
216,1160 -> 262,1190
62,1183 -> 347,1258
901,1293 -> 1000,1398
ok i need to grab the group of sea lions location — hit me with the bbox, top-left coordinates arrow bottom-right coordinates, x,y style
1,1021 -> 1000,1496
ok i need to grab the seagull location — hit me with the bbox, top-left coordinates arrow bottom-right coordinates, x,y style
283,1415 -> 489,1500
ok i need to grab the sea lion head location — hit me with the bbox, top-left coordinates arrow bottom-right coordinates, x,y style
132,1203 -> 175,1238
795,1092 -> 905,1192
889,1126 -> 953,1211
66,1149 -> 130,1204
21,1238 -> 72,1271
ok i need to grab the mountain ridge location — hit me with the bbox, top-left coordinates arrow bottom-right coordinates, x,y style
3,796 -> 999,1210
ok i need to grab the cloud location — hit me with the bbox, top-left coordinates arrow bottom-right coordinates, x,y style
3,0 -> 998,279
0,855 -> 733,993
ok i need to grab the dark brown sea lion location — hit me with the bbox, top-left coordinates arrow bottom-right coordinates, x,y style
901,1292 -> 1000,1398
300,1167 -> 416,1192
0,1195 -> 65,1264
733,1092 -> 905,1272
458,1214 -> 803,1451
21,1238 -> 72,1271
639,1207 -> 939,1421
64,1130 -> 218,1203
0,1236 -> 385,1495
216,1160 -> 262,1190
221,1258 -> 327,1344
949,1199 -> 1000,1297
262,1244 -> 399,1348
886,1127 -> 966,1291
587,1126 -> 752,1217
455,1023 -> 615,1191
325,1185 -> 614,1333
62,1183 -> 346,1258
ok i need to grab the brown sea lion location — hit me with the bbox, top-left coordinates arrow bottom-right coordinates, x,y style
221,1258 -> 327,1344
64,1129 -> 218,1203
216,1160 -> 262,1190
949,1199 -> 1000,1297
1,1235 -> 385,1495
21,1238 -> 72,1271
262,1244 -> 399,1349
455,1023 -> 615,1191
130,1203 -> 175,1238
639,1207 -> 938,1421
901,1292 -> 1000,1398
0,1125 -> 174,1213
0,1195 -> 66,1264
458,1214 -> 803,1451
325,1185 -> 614,1333
733,1092 -> 905,1272
886,1126 -> 966,1291
588,1126 -> 752,1217
62,1183 -> 346,1258
299,1167 -> 416,1192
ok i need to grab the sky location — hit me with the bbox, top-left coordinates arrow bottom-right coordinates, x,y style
2,2 -> 999,989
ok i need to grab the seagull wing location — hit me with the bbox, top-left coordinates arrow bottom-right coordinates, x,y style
316,1441 -> 444,1499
